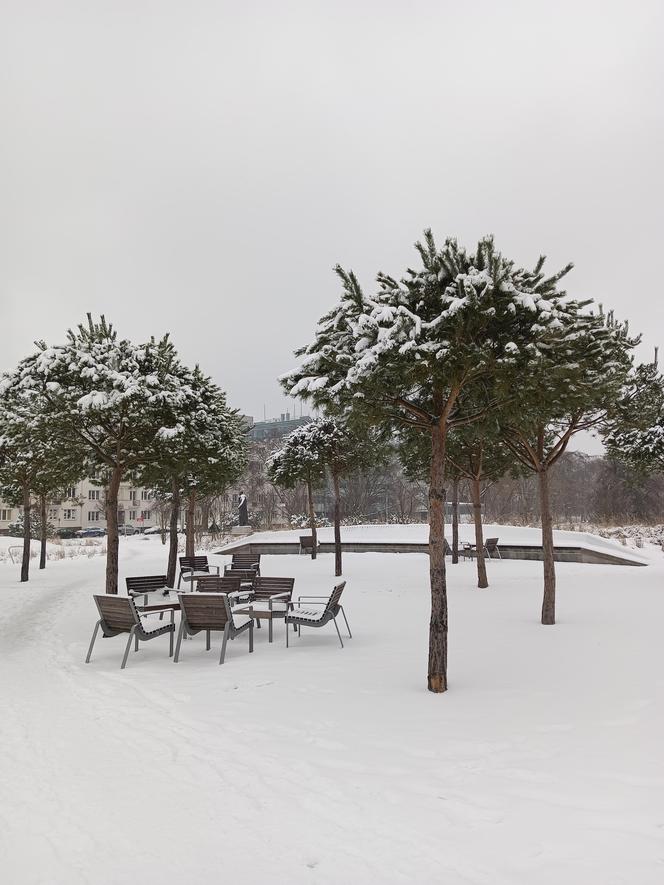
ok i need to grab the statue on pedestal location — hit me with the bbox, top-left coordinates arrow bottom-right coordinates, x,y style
238,492 -> 248,527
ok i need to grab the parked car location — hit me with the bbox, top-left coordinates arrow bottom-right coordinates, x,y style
118,525 -> 138,536
143,525 -> 165,535
55,527 -> 77,539
75,528 -> 106,538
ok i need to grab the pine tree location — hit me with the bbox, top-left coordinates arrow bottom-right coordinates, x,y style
602,359 -> 664,474
0,376 -> 82,580
6,315 -> 202,593
281,231 -> 582,692
500,309 -> 637,624
266,423 -> 326,560
138,366 -> 247,583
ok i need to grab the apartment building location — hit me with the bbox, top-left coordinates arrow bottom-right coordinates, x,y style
0,478 -> 158,534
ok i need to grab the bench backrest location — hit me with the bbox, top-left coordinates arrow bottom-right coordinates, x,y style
179,592 -> 231,630
179,556 -> 209,572
230,553 -> 260,569
126,575 -> 168,593
94,595 -> 138,632
252,576 -> 295,601
299,536 -> 315,549
195,574 -> 241,593
485,538 -> 499,550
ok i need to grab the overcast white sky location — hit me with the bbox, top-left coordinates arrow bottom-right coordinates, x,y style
2,1 -> 663,452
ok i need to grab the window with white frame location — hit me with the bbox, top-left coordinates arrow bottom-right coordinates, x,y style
48,509 -> 58,519
0,509 -> 12,521
88,511 -> 101,522
140,490 -> 152,500
141,510 -> 151,521
64,509 -> 77,520
64,487 -> 77,499
88,490 -> 100,500
129,510 -> 136,521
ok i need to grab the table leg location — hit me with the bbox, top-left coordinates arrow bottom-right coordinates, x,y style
268,615 -> 273,643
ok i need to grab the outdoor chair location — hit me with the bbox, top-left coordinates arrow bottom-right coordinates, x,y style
126,574 -> 169,606
177,555 -> 220,589
285,581 -> 350,648
443,538 -> 452,556
245,576 -> 296,631
484,538 -> 501,559
86,595 -> 175,669
175,592 -> 253,665
195,574 -> 242,594
461,537 -> 501,560
223,552 -> 260,579
298,535 -> 319,555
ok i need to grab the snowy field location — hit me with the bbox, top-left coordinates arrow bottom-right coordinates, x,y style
1,536 -> 662,884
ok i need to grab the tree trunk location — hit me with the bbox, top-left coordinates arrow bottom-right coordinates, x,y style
166,480 -> 180,588
428,420 -> 448,693
538,467 -> 556,624
470,477 -> 488,588
451,477 -> 459,564
307,478 -> 317,561
21,485 -> 31,583
105,467 -> 122,594
185,489 -> 196,558
200,500 -> 210,532
332,471 -> 342,577
39,494 -> 47,570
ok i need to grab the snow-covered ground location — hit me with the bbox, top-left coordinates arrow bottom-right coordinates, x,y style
1,535 -> 662,884
232,522 -> 648,563
0,535 -> 106,565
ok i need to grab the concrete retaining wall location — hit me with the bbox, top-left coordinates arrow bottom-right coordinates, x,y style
216,540 -> 645,567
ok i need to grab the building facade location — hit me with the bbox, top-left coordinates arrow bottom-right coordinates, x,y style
0,478 -> 158,534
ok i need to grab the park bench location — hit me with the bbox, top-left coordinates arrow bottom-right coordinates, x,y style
85,595 -> 175,669
285,581 -> 351,648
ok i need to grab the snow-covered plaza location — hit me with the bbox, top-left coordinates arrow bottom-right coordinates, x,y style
1,534 -> 662,884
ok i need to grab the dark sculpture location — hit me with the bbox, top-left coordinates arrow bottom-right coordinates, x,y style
238,492 -> 248,526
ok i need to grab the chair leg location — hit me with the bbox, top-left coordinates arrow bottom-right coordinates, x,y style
332,616 -> 344,648
249,622 -> 254,653
220,624 -> 230,664
268,616 -> 273,643
174,620 -> 185,662
286,620 -> 289,647
85,620 -> 101,663
339,605 -> 352,638
206,629 -> 211,651
177,573 -> 181,589
134,632 -> 139,652
121,627 -> 136,669
169,626 -> 174,657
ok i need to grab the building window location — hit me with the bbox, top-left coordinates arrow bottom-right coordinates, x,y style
64,487 -> 77,499
141,490 -> 152,500
141,510 -> 151,521
64,509 -> 77,520
129,510 -> 136,521
88,490 -> 100,500
88,511 -> 100,522
48,509 -> 58,519
0,509 -> 11,521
